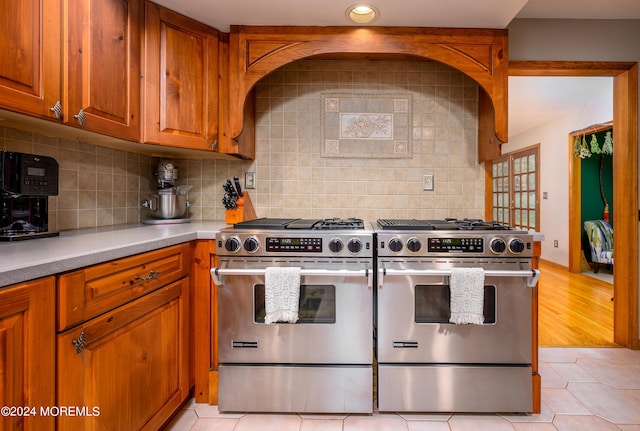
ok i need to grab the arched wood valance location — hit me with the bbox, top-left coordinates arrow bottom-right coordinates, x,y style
223,26 -> 508,158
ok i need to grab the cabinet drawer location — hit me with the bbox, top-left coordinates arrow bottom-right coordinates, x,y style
57,244 -> 189,331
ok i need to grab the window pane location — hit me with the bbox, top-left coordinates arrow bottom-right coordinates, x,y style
514,159 -> 520,174
529,211 -> 536,228
528,173 -> 536,190
528,154 -> 536,172
529,192 -> 536,209
515,209 -> 520,225
514,175 -> 520,191
521,192 -> 527,209
521,174 -> 528,191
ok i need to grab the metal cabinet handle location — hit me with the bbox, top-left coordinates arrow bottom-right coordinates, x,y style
74,109 -> 86,126
134,269 -> 159,282
72,331 -> 87,354
49,101 -> 62,119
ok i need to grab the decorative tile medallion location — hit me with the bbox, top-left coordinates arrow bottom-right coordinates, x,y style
321,92 -> 413,159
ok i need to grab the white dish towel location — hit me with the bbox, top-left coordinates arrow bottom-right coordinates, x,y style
449,267 -> 485,325
264,267 -> 301,324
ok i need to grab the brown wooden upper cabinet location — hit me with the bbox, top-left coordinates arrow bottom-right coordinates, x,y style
0,0 -> 62,121
143,1 -> 220,152
64,0 -> 142,141
0,0 -> 142,141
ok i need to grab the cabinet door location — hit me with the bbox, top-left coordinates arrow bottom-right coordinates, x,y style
0,0 -> 61,120
57,278 -> 189,431
0,277 -> 55,431
63,0 -> 142,140
143,1 -> 219,151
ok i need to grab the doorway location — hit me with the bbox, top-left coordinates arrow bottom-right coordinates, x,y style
569,123 -> 614,283
509,61 -> 638,349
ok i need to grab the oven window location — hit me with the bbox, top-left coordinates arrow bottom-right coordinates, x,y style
415,284 -> 496,324
254,284 -> 336,323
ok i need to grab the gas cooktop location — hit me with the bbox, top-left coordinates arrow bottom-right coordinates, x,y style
232,217 -> 366,230
376,218 -> 515,231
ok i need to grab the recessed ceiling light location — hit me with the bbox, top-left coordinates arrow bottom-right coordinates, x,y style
346,4 -> 378,24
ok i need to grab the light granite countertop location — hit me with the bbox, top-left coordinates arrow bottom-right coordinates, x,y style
0,221 -> 228,288
0,221 -> 545,288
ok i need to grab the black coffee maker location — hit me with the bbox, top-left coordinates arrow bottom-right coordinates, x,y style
1,151 -> 59,241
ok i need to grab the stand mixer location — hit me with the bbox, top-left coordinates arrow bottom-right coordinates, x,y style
142,159 -> 191,224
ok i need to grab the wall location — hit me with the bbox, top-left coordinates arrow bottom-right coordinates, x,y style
507,18 -> 639,266
241,59 -> 485,221
0,126 -> 153,230
503,102 -> 612,266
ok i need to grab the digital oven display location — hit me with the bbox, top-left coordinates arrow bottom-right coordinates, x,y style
428,237 -> 483,253
266,237 -> 322,252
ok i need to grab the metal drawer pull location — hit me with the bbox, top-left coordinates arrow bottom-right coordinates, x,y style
380,268 -> 541,288
211,268 -> 370,287
134,269 -> 159,281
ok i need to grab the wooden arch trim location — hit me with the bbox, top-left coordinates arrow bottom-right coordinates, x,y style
226,26 -> 508,144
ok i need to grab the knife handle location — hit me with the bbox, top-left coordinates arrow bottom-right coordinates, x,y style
233,176 -> 244,197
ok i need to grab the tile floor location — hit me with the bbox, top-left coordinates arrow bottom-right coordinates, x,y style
164,348 -> 640,431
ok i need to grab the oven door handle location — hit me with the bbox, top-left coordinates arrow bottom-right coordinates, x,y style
211,267 -> 372,288
378,268 -> 541,288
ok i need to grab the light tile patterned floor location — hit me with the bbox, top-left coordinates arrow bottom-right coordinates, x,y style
164,348 -> 640,431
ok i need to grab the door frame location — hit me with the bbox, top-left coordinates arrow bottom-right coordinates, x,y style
508,61 -> 638,349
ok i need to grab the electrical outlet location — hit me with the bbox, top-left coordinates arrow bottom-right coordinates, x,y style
245,172 -> 256,189
422,174 -> 434,191
553,240 -> 558,248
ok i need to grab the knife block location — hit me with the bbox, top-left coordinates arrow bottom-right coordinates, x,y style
225,192 -> 257,224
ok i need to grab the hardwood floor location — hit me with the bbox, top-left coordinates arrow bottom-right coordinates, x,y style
538,260 -> 616,347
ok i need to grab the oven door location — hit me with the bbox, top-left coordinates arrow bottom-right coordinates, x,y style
213,258 -> 373,365
377,259 -> 536,364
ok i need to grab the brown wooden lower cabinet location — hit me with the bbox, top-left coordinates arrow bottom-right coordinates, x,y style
56,278 -> 189,431
0,277 -> 56,431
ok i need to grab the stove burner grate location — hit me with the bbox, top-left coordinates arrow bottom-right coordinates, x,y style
445,218 -> 513,231
377,218 -> 514,231
232,217 -> 365,230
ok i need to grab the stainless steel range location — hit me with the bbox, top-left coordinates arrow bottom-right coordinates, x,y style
212,218 -> 374,413
375,218 -> 540,413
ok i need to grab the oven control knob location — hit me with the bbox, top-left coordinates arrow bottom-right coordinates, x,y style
224,237 -> 241,253
509,238 -> 526,254
243,237 -> 260,253
407,237 -> 422,253
348,238 -> 363,254
490,238 -> 506,254
328,238 -> 344,253
388,238 -> 403,252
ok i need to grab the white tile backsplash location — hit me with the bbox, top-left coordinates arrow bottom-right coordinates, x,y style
1,59 -> 486,229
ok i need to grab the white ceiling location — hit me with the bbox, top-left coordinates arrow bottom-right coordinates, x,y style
150,0 -> 636,139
